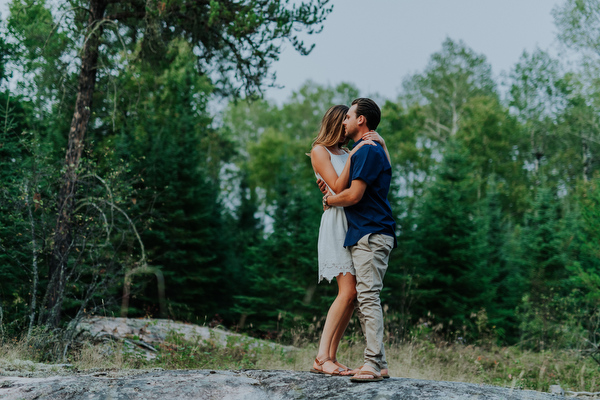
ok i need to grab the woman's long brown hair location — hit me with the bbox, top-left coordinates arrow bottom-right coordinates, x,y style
311,105 -> 349,150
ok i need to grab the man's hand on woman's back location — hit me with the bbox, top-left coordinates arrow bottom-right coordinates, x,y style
317,178 -> 328,195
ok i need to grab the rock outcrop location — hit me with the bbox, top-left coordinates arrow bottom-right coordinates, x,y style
0,369 -> 567,399
76,317 -> 293,356
0,318 -> 575,399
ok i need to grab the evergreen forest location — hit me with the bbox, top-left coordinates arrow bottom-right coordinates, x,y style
2,0 -> 600,359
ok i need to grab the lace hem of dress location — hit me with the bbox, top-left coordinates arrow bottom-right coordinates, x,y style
318,261 -> 354,283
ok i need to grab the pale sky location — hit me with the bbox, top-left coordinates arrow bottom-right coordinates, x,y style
264,0 -> 563,104
0,0 -> 563,104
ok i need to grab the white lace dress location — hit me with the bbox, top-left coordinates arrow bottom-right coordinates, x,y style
316,148 -> 355,283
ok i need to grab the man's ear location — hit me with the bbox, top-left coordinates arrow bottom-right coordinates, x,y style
357,115 -> 366,126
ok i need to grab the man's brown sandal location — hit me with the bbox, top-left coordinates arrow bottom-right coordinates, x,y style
310,357 -> 341,376
342,365 -> 390,379
350,368 -> 383,382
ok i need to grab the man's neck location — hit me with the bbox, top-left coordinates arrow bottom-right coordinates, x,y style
351,128 -> 370,142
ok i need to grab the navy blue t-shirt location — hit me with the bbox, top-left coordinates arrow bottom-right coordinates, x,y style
343,139 -> 397,248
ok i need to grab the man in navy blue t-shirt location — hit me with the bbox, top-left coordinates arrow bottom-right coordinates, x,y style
322,98 -> 396,382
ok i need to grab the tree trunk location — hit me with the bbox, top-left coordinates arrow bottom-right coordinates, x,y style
26,186 -> 39,338
44,0 -> 108,328
582,137 -> 590,183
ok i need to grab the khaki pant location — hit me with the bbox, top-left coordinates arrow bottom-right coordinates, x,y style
351,233 -> 394,371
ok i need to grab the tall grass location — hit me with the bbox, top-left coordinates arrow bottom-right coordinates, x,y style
257,338 -> 599,394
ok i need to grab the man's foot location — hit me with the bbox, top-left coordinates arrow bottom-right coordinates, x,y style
350,365 -> 383,382
341,366 -> 389,378
310,357 -> 341,375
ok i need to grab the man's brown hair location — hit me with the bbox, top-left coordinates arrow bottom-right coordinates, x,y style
351,98 -> 381,131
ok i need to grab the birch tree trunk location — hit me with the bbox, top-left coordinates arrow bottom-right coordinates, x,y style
582,138 -> 590,183
26,187 -> 39,338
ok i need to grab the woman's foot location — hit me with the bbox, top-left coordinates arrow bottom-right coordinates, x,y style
310,357 -> 342,375
332,359 -> 351,372
340,366 -> 360,376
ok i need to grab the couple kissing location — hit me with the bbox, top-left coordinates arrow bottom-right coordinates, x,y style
309,98 -> 396,382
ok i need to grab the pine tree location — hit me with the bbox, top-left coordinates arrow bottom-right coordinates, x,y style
0,30 -> 43,331
0,90 -> 32,331
517,186 -> 570,349
233,172 -> 323,333
414,140 -> 492,336
480,178 -> 522,343
109,41 -> 233,322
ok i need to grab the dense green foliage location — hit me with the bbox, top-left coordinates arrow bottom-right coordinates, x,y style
1,0 -> 600,363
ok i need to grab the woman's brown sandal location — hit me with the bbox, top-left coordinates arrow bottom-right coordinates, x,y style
310,357 -> 341,376
332,359 -> 351,372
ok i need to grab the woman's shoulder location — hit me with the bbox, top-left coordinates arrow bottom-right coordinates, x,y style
311,145 -> 330,158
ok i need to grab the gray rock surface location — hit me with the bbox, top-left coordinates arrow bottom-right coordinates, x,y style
0,369 -> 567,399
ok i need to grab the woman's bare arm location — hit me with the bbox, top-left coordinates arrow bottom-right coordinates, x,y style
311,141 -> 376,194
362,131 -> 391,164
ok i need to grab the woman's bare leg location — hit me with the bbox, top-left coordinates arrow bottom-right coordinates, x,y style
313,273 -> 357,374
328,273 -> 356,369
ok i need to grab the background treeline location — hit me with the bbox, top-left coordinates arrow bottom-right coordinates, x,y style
1,0 -> 600,353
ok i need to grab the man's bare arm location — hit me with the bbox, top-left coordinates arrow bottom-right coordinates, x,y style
324,179 -> 367,208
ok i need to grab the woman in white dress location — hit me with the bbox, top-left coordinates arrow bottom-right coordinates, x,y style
308,105 -> 378,376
